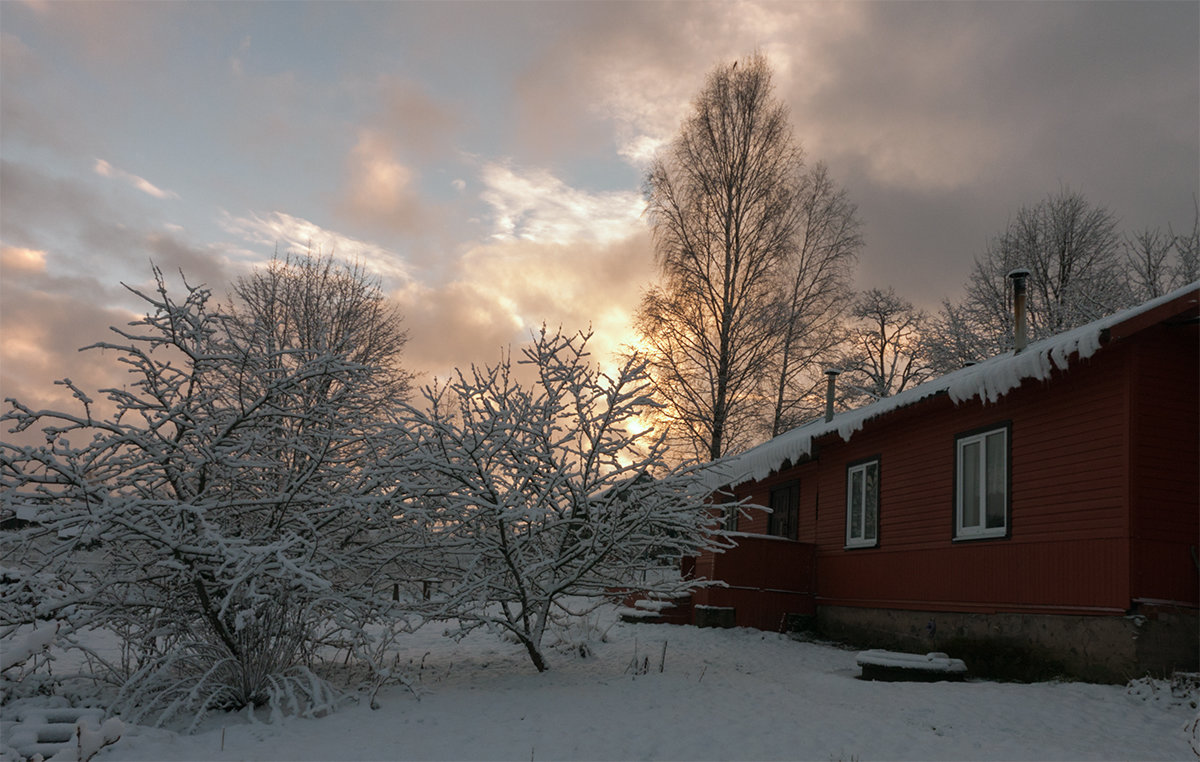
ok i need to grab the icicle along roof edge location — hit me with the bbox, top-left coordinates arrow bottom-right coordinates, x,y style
705,281 -> 1199,491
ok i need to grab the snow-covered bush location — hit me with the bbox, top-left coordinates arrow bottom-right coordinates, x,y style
1,267 -> 413,727
394,327 -> 733,672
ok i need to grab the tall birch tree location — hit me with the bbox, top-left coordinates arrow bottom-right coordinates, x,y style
636,54 -> 805,460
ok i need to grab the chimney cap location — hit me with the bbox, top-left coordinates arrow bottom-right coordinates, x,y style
1007,267 -> 1031,280
824,367 -> 842,377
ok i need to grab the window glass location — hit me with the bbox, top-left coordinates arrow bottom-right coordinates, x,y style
846,460 -> 878,547
849,469 -> 863,538
961,440 -> 981,528
985,431 -> 1006,529
864,462 -> 878,541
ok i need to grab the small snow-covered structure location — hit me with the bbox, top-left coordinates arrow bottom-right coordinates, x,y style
686,284 -> 1199,683
855,650 -> 967,682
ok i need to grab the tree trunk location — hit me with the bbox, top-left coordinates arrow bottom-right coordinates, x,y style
521,636 -> 549,672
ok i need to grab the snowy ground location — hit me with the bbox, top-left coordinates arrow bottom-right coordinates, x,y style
12,607 -> 1199,762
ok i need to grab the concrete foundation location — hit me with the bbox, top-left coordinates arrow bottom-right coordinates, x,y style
816,604 -> 1198,684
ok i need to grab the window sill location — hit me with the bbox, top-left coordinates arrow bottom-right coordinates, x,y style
844,540 -> 878,550
952,530 -> 1008,542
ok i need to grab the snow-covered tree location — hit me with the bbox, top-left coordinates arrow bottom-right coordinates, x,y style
395,328 -> 731,672
1,267 -> 412,728
1173,209 -> 1200,288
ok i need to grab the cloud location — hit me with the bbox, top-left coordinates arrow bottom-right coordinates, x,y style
94,159 -> 179,200
399,231 -> 656,382
6,0 -> 181,69
0,159 -> 232,292
479,162 -> 643,246
0,255 -> 139,442
333,77 -> 461,237
229,35 -> 251,78
511,3 -> 865,168
384,161 -> 654,382
220,209 -> 412,288
391,162 -> 655,381
337,130 -> 427,236
0,244 -> 47,274
368,75 -> 459,157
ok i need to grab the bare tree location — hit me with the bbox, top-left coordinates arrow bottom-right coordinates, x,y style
1124,227 -> 1176,300
837,288 -> 934,405
636,54 -> 806,460
395,328 -> 730,672
932,188 -> 1129,368
229,251 -> 411,419
767,162 -> 861,435
925,298 -> 994,375
1170,198 -> 1199,288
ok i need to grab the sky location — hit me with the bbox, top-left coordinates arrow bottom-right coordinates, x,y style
2,0 -> 1198,418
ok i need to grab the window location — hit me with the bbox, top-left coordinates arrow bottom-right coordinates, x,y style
768,483 -> 799,540
845,459 -> 879,548
723,504 -> 739,532
955,425 -> 1009,539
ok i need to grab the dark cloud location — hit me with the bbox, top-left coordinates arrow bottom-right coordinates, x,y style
499,2 -> 1196,309
775,2 -> 1200,306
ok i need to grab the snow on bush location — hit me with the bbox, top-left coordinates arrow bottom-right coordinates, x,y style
393,327 -> 736,672
44,717 -> 125,762
1,267 -> 415,729
0,621 -> 58,673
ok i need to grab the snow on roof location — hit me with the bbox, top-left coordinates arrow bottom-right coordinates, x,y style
707,282 -> 1199,491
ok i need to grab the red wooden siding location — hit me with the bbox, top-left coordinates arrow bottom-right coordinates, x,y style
818,538 -> 1128,614
692,535 -> 815,630
1129,320 -> 1200,605
809,343 -> 1135,614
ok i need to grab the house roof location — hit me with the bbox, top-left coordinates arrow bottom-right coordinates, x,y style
707,281 -> 1199,491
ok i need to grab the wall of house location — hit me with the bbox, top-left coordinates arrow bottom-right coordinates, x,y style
691,534 -> 816,630
811,340 -> 1135,615
695,297 -> 1199,679
1128,319 -> 1200,607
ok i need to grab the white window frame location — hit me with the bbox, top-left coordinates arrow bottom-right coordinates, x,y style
955,426 -> 1009,539
845,459 -> 879,549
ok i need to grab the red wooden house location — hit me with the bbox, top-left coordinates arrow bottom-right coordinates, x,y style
686,283 -> 1199,682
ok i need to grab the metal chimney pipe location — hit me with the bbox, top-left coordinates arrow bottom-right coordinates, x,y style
824,368 -> 841,423
1008,268 -> 1031,353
